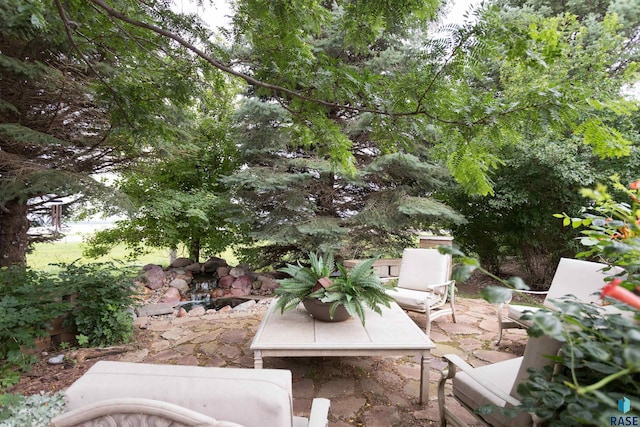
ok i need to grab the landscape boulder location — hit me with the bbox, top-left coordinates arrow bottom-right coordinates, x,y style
169,278 -> 189,294
142,265 -> 165,290
203,257 -> 228,273
159,287 -> 181,306
170,257 -> 194,268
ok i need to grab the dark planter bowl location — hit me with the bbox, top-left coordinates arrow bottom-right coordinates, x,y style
302,298 -> 351,322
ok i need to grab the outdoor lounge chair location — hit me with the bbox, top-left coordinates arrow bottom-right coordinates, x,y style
438,334 -> 562,426
496,257 -> 620,344
50,361 -> 330,427
385,248 -> 457,335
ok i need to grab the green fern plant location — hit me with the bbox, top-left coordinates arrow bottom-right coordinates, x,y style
273,251 -> 335,313
274,252 -> 395,325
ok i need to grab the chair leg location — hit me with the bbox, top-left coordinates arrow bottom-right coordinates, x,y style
425,308 -> 431,336
449,282 -> 457,323
496,306 -> 504,345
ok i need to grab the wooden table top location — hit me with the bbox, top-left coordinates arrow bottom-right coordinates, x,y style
250,300 -> 434,351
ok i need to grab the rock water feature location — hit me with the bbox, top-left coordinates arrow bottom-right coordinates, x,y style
136,256 -> 280,317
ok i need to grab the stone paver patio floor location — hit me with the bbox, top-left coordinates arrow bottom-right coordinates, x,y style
116,297 -> 528,426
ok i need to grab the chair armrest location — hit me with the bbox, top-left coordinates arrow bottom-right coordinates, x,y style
441,354 -> 521,407
424,279 -> 455,292
497,288 -> 548,314
307,398 -> 330,427
380,277 -> 398,284
511,289 -> 548,296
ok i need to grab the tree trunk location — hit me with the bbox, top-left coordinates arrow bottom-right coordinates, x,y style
0,198 -> 29,267
188,237 -> 200,263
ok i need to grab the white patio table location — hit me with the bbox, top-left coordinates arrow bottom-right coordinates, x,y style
250,299 -> 435,404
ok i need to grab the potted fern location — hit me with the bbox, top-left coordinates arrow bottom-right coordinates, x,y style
273,251 -> 396,325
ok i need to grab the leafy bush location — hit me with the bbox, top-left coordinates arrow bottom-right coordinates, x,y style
450,176 -> 640,425
57,262 -> 140,347
0,392 -> 65,426
0,267 -> 71,389
517,297 -> 639,425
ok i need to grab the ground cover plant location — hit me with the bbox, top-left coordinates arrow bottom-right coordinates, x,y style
0,392 -> 65,426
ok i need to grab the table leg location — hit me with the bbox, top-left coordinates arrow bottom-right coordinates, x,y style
254,350 -> 263,369
420,350 -> 431,404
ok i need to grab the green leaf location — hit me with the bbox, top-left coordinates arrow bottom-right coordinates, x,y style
529,311 -> 563,339
452,264 -> 478,283
624,347 -> 640,370
479,286 -> 512,304
507,276 -> 529,290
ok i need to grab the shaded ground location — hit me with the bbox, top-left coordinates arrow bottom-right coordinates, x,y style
7,272 -> 525,397
8,294 -> 530,426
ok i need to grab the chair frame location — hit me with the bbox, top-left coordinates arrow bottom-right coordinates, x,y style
51,398 -> 245,427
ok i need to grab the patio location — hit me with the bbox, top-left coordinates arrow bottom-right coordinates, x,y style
109,296 -> 528,427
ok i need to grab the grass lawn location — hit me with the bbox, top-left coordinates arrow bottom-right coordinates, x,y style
27,240 -> 240,272
27,241 -> 173,271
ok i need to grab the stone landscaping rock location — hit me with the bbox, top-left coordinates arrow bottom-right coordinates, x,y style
170,257 -> 194,268
142,265 -> 165,290
257,276 -> 280,291
203,257 -> 228,273
136,303 -> 174,317
169,278 -> 189,293
229,267 -> 245,278
184,262 -> 202,273
231,300 -> 257,312
159,287 -> 181,305
188,305 -> 206,317
217,275 -> 234,289
231,276 -> 252,296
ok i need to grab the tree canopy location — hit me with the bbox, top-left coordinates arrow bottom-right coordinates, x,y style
0,0 -> 227,265
1,0 -> 638,268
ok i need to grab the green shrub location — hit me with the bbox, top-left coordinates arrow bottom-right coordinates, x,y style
514,297 -> 640,425
0,267 -> 71,389
58,262 -> 140,347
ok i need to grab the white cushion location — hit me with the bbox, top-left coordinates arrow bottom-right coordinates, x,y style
63,361 -> 295,427
452,357 -> 531,426
507,304 -> 539,326
389,287 -> 441,312
397,248 -> 450,291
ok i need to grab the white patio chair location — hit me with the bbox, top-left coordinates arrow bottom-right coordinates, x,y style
50,361 -> 330,427
385,248 -> 457,335
438,334 -> 562,426
496,257 -> 620,344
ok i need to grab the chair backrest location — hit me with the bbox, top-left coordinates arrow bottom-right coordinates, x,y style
510,334 -> 562,400
544,258 -> 619,309
397,248 -> 452,291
